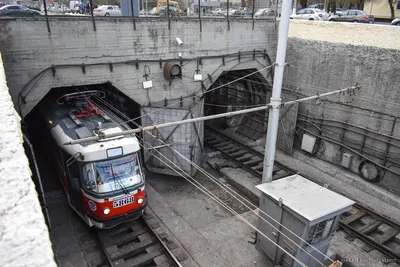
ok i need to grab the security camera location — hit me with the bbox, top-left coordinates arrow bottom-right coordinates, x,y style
175,37 -> 183,46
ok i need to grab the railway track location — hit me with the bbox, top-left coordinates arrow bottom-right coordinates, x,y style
97,208 -> 186,267
339,204 -> 400,263
204,125 -> 400,263
204,125 -> 292,180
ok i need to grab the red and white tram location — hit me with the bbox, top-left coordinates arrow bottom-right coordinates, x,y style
37,90 -> 146,229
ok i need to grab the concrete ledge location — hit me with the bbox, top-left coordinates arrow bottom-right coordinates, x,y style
218,167 -> 261,205
274,149 -> 400,224
205,128 -> 400,223
288,20 -> 400,50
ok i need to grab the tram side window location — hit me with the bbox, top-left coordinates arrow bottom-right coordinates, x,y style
83,164 -> 97,192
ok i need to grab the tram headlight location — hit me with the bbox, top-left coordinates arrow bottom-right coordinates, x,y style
103,207 -> 111,215
137,198 -> 144,205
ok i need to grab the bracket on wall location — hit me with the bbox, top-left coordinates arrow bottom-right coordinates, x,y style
253,49 -> 256,59
196,61 -> 200,74
207,74 -> 213,84
81,64 -> 86,74
51,65 -> 56,76
222,56 -> 225,66
109,63 -> 113,72
238,51 -> 241,62
135,59 -> 139,70
263,49 -> 266,59
198,58 -> 203,66
159,58 -> 163,69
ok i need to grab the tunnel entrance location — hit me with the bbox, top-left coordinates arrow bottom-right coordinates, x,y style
204,69 -> 272,141
23,82 -> 142,228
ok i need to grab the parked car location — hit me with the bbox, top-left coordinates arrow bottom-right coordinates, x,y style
149,7 -> 157,15
159,6 -> 180,17
335,8 -> 346,14
328,9 -> 374,23
211,8 -> 223,15
0,5 -> 41,16
222,8 -> 236,17
254,8 -> 279,18
93,5 -> 121,16
391,17 -> 400,25
290,8 -> 329,21
231,7 -> 252,17
308,3 -> 324,9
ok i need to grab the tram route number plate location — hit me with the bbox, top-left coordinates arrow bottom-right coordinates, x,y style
113,196 -> 134,208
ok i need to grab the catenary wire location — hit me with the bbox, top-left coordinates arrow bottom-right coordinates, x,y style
82,91 -> 310,266
119,65 -> 274,126
138,139 -> 309,267
84,88 -> 333,265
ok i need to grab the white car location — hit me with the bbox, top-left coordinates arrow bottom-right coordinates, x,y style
254,8 -> 279,18
93,5 -> 121,16
222,8 -> 236,17
290,8 -> 329,21
212,8 -> 223,15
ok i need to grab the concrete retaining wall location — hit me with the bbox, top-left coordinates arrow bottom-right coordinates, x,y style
0,53 -> 56,267
0,17 -> 277,118
286,21 -> 400,195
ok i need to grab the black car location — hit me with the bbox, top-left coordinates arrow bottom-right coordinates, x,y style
0,5 -> 41,17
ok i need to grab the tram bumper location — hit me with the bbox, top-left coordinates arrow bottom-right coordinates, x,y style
86,197 -> 147,229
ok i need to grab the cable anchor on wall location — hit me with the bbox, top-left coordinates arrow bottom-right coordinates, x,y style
143,65 -> 151,81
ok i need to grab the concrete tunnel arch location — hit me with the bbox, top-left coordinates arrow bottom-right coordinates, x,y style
204,68 -> 273,141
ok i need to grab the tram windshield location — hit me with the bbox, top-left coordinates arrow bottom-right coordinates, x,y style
83,153 -> 143,194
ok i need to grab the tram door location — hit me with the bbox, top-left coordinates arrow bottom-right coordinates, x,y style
67,159 -> 84,214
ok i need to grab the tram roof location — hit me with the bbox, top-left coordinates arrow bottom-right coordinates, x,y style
39,94 -> 136,148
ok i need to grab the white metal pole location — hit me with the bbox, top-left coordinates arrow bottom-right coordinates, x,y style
63,86 -> 358,146
145,0 -> 148,15
292,0 -> 297,15
261,0 -> 291,183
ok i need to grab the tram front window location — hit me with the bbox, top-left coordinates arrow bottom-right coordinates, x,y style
83,153 -> 143,194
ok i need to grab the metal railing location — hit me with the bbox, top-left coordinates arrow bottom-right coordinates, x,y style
0,1 -> 281,33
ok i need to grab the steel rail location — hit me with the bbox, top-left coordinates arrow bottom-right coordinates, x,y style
205,125 -> 293,176
338,222 -> 400,263
140,217 -> 183,267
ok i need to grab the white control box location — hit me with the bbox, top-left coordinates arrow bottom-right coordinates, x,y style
194,74 -> 203,81
143,80 -> 153,89
301,133 -> 316,153
341,153 -> 353,169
